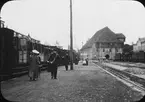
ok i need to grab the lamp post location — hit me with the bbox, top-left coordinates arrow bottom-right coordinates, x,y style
70,0 -> 73,70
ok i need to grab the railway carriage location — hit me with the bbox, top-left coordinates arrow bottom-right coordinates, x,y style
0,28 -> 15,79
0,27 -> 80,81
114,51 -> 145,63
0,28 -> 45,80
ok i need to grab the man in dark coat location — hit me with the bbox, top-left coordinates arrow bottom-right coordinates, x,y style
64,54 -> 70,71
47,51 -> 59,79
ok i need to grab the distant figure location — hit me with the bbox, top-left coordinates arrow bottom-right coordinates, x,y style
47,51 -> 60,79
64,54 -> 70,71
82,58 -> 88,66
28,51 -> 40,81
85,58 -> 88,65
74,56 -> 79,65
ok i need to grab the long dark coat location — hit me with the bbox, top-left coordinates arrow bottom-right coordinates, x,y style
29,55 -> 40,78
47,52 -> 60,72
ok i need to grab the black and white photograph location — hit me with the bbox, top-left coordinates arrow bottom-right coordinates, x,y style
0,0 -> 145,102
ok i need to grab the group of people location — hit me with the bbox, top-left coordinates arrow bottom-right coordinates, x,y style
28,49 -> 70,81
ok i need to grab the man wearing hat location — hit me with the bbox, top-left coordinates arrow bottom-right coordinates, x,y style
47,50 -> 60,79
64,53 -> 70,71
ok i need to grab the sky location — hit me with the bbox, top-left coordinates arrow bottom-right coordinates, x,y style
1,0 -> 145,50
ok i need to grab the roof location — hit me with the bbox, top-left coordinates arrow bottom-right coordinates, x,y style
139,37 -> 145,43
116,33 -> 125,38
80,26 -> 125,51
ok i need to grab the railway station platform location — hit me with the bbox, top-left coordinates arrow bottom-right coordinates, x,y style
1,61 -> 144,102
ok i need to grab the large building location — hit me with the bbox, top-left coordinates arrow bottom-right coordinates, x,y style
133,37 -> 145,52
80,27 -> 125,60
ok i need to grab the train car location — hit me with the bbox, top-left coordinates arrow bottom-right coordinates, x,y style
0,27 -> 45,80
134,51 -> 145,63
131,52 -> 136,62
114,51 -> 145,63
114,53 -> 121,61
0,28 -> 16,79
1,26 -> 81,81
123,53 -> 132,62
138,51 -> 145,63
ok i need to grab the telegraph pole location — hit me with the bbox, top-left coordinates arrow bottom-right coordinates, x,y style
70,0 -> 73,70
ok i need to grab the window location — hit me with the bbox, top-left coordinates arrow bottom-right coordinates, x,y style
20,38 -> 26,46
103,49 -> 105,52
19,51 -> 23,63
19,51 -> 27,63
23,51 -> 27,63
116,49 -> 118,52
19,38 -> 27,50
119,38 -> 124,42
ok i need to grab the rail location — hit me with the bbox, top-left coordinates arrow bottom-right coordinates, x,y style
94,62 -> 145,93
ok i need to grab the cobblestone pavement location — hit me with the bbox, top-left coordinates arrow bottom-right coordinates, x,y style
1,62 -> 144,102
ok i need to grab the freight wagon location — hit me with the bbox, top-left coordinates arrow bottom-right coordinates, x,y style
114,51 -> 145,63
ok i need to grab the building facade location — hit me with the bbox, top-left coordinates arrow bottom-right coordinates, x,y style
133,37 -> 145,52
80,27 -> 125,60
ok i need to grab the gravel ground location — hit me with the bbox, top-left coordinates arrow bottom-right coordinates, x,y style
1,62 -> 144,102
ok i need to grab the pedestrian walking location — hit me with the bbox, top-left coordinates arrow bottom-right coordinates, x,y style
47,50 -> 60,79
28,50 -> 40,81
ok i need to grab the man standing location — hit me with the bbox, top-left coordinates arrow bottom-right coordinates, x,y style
47,50 -> 59,79
64,54 -> 70,71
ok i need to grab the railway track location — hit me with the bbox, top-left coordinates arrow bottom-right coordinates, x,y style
110,62 -> 145,69
94,62 -> 145,94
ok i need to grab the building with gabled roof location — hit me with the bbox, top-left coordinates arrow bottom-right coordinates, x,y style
133,37 -> 145,52
80,26 -> 125,60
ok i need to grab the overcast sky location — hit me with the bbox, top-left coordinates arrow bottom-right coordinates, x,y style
1,0 -> 145,50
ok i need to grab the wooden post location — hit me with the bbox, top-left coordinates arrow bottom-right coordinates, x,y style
70,0 -> 73,70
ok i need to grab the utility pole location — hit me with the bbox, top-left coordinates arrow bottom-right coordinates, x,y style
70,0 -> 73,70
